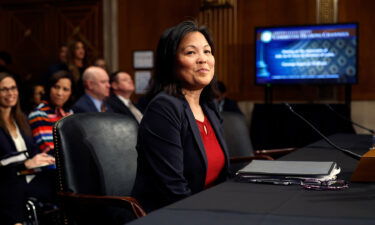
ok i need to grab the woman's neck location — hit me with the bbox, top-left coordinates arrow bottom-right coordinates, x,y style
0,107 -> 16,136
183,89 -> 205,122
74,58 -> 83,68
0,107 -> 12,122
183,89 -> 201,106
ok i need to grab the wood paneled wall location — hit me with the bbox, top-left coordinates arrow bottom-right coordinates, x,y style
117,0 -> 201,74
0,0 -> 103,83
197,0 -> 240,92
2,0 -> 374,102
339,0 -> 375,100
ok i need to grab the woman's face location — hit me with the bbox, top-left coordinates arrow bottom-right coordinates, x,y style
0,77 -> 18,109
50,78 -> 72,108
175,31 -> 215,91
74,41 -> 85,60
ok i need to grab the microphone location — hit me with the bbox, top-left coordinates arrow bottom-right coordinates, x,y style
325,104 -> 375,135
284,103 -> 361,160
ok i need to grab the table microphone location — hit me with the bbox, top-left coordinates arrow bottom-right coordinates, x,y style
325,104 -> 375,135
284,103 -> 361,160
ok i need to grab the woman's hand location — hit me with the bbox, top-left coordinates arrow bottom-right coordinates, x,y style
24,153 -> 55,169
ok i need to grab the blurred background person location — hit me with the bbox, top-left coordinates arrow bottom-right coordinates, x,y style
93,57 -> 107,71
72,66 -> 112,113
46,44 -> 68,79
0,72 -> 55,225
28,71 -> 74,154
23,83 -> 45,114
107,71 -> 142,123
66,40 -> 88,97
132,21 -> 229,212
216,81 -> 243,115
0,51 -> 26,111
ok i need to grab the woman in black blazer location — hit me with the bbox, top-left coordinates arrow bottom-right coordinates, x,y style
132,21 -> 229,212
0,72 -> 55,225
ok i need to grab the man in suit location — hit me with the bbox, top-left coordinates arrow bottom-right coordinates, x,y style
72,66 -> 112,113
107,71 -> 142,123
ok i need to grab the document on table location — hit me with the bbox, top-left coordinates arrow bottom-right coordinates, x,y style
236,160 -> 340,185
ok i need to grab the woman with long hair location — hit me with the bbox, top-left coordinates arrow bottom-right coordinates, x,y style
0,72 -> 55,225
132,21 -> 229,212
66,40 -> 88,97
29,71 -> 74,153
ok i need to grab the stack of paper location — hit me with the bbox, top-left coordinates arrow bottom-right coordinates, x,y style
236,160 -> 341,185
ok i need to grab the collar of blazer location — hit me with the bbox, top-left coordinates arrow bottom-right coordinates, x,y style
182,100 -> 229,170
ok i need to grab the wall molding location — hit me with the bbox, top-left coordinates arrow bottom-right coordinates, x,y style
103,0 -> 118,72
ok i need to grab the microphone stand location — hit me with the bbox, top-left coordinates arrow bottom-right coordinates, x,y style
325,104 -> 375,135
284,103 -> 361,160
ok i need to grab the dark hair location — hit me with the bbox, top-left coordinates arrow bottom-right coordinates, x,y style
59,43 -> 67,49
0,51 -> 12,65
109,70 -> 125,83
0,72 -> 31,136
66,39 -> 88,83
216,81 -> 227,94
147,20 -> 218,102
44,70 -> 75,110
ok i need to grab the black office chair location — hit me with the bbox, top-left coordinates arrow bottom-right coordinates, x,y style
53,112 -> 146,225
222,112 -> 295,174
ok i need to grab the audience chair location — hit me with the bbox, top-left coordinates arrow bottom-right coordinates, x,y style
25,197 -> 61,225
221,112 -> 296,174
53,112 -> 146,225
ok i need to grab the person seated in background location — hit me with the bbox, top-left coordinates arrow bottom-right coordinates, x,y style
0,51 -> 26,111
29,71 -> 74,153
72,66 -> 112,113
107,71 -> 142,123
23,83 -> 45,114
93,57 -> 107,71
132,20 -> 229,212
0,72 -> 55,225
66,40 -> 88,97
31,84 -> 45,107
216,81 -> 243,115
45,44 -> 68,80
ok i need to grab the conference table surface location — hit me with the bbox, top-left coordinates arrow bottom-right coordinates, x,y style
127,134 -> 375,225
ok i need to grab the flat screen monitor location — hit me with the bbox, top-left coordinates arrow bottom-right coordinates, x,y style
255,23 -> 358,85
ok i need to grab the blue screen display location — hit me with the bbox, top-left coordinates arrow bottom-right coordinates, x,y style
255,23 -> 358,85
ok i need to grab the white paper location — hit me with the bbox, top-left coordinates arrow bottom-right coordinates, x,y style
135,71 -> 152,94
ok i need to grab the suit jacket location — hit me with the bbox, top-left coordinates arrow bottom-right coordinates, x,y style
0,125 -> 56,224
132,92 -> 229,212
72,94 -> 112,113
0,126 -> 37,224
106,94 -> 139,123
0,126 -> 37,173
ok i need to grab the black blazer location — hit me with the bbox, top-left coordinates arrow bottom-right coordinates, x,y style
106,94 -> 139,123
0,125 -> 57,224
132,92 -> 230,212
0,127 -> 36,173
72,94 -> 112,113
0,126 -> 37,224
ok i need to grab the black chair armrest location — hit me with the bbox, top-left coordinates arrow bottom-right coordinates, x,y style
58,192 -> 146,218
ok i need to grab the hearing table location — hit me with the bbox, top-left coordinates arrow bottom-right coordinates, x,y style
127,134 -> 375,225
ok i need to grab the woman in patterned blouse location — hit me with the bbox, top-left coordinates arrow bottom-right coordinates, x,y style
29,71 -> 74,153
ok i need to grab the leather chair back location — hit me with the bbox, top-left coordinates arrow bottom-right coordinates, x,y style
54,112 -> 138,196
222,111 -> 254,158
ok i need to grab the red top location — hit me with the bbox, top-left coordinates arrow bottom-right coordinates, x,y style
196,116 -> 225,187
